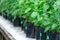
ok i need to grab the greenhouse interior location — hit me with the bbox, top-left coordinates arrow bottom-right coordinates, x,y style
0,0 -> 60,40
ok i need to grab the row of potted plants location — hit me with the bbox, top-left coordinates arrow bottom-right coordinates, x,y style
0,0 -> 60,40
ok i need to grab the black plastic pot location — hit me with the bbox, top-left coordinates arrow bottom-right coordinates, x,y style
19,18 -> 25,30
0,12 -> 2,16
35,27 -> 45,40
24,22 -> 35,38
3,10 -> 7,19
11,16 -> 20,26
56,33 -> 60,40
7,14 -> 12,21
46,31 -> 56,40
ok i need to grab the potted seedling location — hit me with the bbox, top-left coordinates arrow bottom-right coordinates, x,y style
11,11 -> 20,26
8,0 -> 20,26
29,0 -> 47,39
41,0 -> 58,40
44,16 -> 58,40
23,12 -> 35,38
45,0 -> 60,40
53,1 -> 60,40
6,0 -> 13,20
22,16 -> 35,38
31,12 -> 46,40
22,1 -> 36,38
1,0 -> 9,19
18,9 -> 26,29
18,1 -> 28,30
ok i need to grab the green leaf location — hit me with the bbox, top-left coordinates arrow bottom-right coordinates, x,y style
31,12 -> 38,18
44,27 -> 50,32
51,23 -> 57,30
25,8 -> 31,13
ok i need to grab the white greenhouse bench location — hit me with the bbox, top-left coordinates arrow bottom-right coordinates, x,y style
0,16 -> 36,40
